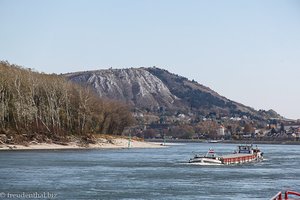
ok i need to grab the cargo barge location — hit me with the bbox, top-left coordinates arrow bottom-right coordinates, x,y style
189,144 -> 263,165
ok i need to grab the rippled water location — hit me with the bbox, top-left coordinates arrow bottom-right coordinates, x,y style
0,143 -> 299,200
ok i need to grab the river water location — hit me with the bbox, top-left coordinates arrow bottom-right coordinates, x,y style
0,143 -> 299,200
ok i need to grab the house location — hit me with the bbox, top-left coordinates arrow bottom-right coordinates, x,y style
217,125 -> 225,136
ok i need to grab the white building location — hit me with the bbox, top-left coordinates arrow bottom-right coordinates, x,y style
218,125 -> 225,136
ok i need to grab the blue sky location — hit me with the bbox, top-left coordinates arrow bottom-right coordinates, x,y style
1,0 -> 300,119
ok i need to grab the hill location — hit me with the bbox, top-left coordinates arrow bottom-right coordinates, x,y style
65,67 -> 282,122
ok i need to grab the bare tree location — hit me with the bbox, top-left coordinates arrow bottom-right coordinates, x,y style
0,61 -> 134,143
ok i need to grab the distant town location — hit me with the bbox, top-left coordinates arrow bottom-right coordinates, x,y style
128,110 -> 300,142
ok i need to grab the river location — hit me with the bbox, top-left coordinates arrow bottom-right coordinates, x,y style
0,143 -> 299,199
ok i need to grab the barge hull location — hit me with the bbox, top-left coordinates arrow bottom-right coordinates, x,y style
221,154 -> 257,165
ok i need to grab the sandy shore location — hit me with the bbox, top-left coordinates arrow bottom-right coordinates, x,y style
0,138 -> 163,151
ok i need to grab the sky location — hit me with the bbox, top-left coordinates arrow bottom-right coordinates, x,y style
1,0 -> 300,119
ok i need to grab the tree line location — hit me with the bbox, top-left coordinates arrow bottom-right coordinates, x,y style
0,61 -> 134,143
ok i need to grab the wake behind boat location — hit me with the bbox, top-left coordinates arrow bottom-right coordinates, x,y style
189,144 -> 263,165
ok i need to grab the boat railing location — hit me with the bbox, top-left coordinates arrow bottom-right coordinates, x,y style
191,151 -> 201,157
285,191 -> 300,199
270,191 -> 282,200
270,190 -> 300,200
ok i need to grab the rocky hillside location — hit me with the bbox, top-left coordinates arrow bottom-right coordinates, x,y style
65,67 -> 282,121
65,68 -> 179,110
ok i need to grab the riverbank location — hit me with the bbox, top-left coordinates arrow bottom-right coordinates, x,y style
146,139 -> 300,145
0,137 -> 162,151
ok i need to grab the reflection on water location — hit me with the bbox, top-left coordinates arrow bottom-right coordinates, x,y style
0,143 -> 299,200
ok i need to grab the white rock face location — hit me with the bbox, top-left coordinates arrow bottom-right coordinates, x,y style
66,68 -> 178,109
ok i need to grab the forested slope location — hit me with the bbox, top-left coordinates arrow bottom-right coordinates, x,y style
0,61 -> 133,144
